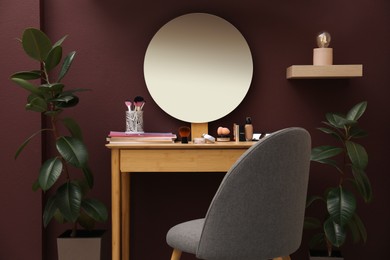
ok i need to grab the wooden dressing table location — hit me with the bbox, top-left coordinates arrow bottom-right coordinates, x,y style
106,141 -> 255,260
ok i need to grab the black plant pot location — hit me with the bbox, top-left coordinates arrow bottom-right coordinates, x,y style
309,250 -> 344,260
57,230 -> 109,260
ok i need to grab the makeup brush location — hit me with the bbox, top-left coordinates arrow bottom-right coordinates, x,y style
125,100 -> 132,111
140,101 -> 145,110
134,96 -> 145,111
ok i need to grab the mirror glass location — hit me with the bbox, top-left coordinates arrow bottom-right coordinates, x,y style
144,13 -> 253,123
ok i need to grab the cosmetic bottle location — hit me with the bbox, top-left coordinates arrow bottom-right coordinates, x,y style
244,117 -> 253,141
233,123 -> 240,143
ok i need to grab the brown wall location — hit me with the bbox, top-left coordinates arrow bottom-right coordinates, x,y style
0,1 -> 43,260
1,1 -> 389,259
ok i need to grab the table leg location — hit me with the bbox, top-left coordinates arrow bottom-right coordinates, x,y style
111,149 -> 121,260
121,172 -> 130,259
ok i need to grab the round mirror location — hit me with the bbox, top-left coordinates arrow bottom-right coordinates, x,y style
144,13 -> 253,123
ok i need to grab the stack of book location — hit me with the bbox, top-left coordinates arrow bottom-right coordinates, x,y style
107,131 -> 177,144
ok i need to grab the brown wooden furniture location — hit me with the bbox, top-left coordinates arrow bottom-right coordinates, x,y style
286,64 -> 363,79
106,141 -> 255,260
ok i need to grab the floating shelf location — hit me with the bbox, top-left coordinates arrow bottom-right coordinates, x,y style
286,64 -> 363,79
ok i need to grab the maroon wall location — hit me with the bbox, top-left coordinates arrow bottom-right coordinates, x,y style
0,1 -> 42,260
1,0 -> 389,259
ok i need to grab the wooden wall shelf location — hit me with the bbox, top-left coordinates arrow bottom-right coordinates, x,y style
286,64 -> 363,79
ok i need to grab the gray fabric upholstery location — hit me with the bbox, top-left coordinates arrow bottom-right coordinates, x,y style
166,219 -> 204,254
166,127 -> 311,260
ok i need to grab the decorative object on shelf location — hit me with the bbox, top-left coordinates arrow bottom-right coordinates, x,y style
125,96 -> 145,133
10,28 -> 108,259
178,126 -> 191,143
304,101 -> 372,259
217,126 -> 230,142
287,31 -> 363,79
313,31 -> 333,65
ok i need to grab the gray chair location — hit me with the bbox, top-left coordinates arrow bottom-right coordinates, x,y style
166,127 -> 311,260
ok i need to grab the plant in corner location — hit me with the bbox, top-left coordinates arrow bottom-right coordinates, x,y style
10,28 -> 108,238
305,101 -> 372,258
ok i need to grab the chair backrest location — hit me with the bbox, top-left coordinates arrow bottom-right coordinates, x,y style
196,127 -> 311,260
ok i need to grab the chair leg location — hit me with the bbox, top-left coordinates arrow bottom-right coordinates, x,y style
171,248 -> 182,260
273,256 -> 291,260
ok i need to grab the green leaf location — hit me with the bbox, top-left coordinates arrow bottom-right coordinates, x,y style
52,95 -> 79,108
56,136 -> 88,168
347,213 -> 367,244
53,35 -> 68,48
22,28 -> 52,61
62,117 -> 83,140
83,166 -> 94,189
32,179 -> 40,191
324,217 -> 346,247
347,101 -> 367,121
10,77 -> 43,97
56,182 -> 82,223
26,96 -> 47,112
311,146 -> 343,161
11,70 -> 42,80
38,157 -> 63,191
40,83 -> 65,96
306,195 -> 325,208
327,186 -> 356,226
14,128 -> 51,159
53,208 -> 66,224
326,113 -> 356,129
58,51 -> 76,82
81,198 -> 108,222
349,127 -> 368,139
311,145 -> 343,172
346,141 -> 368,170
43,195 -> 58,227
52,94 -> 79,108
45,45 -> 62,72
77,211 -> 96,230
317,127 -> 337,135
313,158 -> 342,172
320,122 -> 345,142
309,232 -> 326,250
304,217 -> 322,229
351,166 -> 373,202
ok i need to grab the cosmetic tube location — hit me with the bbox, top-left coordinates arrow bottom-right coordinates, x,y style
244,117 -> 253,141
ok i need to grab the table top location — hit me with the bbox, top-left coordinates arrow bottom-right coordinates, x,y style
106,141 -> 257,149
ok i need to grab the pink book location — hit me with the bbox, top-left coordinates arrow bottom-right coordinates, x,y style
108,131 -> 176,138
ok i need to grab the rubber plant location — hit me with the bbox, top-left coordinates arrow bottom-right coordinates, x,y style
305,101 -> 372,257
10,28 -> 108,237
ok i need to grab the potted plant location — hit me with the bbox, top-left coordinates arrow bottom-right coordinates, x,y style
305,101 -> 372,259
10,28 -> 108,260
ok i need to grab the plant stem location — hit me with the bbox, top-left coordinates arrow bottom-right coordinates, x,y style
326,238 -> 333,256
71,222 -> 77,238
